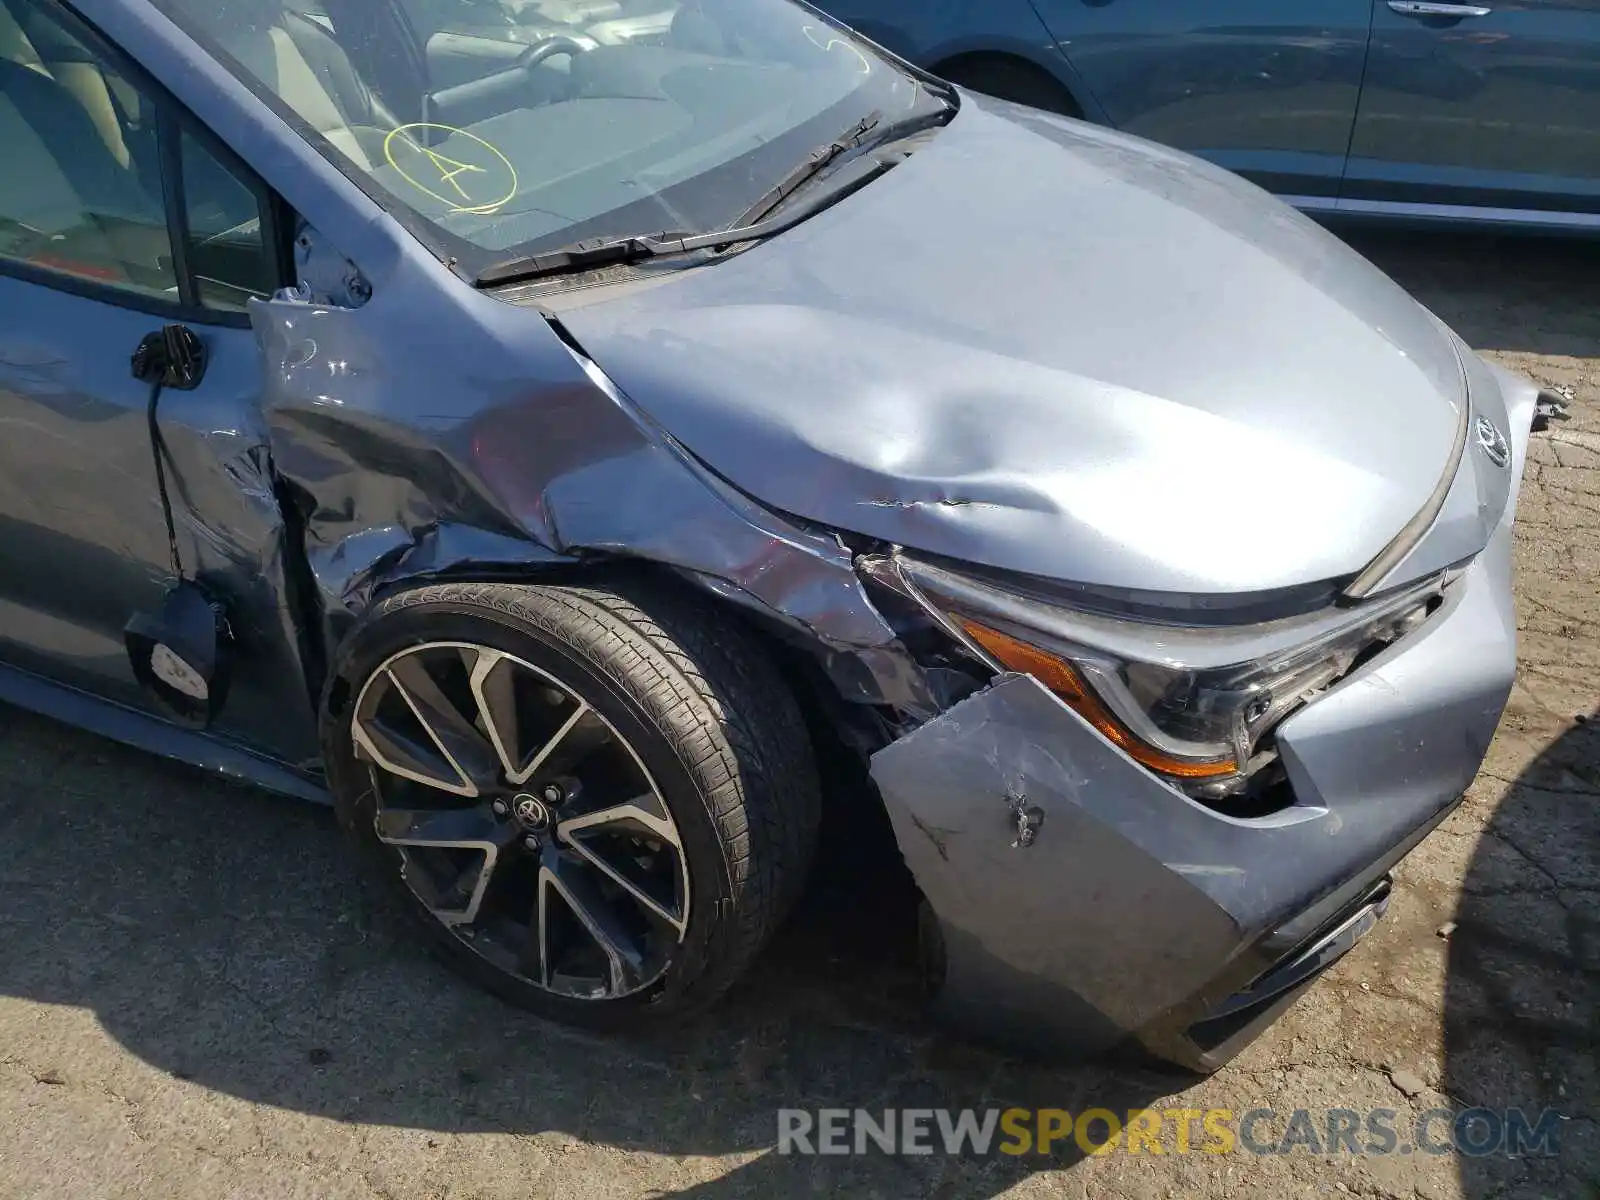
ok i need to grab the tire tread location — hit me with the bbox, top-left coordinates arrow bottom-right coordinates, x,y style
340,576 -> 820,1015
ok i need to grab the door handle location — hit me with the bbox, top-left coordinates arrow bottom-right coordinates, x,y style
1387,1 -> 1492,16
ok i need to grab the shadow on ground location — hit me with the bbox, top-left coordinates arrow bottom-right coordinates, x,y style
1340,228 -> 1600,360
1,689 -> 1594,1197
0,704 -> 1187,1197
1445,710 -> 1600,1200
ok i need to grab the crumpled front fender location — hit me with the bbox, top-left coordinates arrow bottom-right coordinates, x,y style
248,241 -> 935,715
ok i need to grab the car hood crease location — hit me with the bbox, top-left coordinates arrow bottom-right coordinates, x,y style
549,96 -> 1472,596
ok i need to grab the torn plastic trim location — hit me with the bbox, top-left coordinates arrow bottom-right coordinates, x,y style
1206,879 -> 1392,1024
1533,388 -> 1571,431
1145,874 -> 1396,1071
857,550 -> 1002,672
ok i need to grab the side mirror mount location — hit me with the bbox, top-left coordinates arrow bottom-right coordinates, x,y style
131,324 -> 207,390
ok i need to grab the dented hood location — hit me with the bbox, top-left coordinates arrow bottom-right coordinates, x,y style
552,97 -> 1469,595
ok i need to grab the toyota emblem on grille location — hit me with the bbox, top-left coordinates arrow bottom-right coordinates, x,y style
1474,416 -> 1510,469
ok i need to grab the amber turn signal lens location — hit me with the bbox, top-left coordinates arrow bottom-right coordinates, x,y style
957,618 -> 1239,780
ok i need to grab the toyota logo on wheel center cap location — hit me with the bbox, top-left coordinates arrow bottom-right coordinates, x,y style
512,793 -> 551,830
1474,415 -> 1510,469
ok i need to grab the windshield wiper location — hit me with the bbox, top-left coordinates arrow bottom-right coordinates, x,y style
734,110 -> 884,229
473,105 -> 955,289
474,159 -> 898,288
474,206 -> 811,287
736,102 -> 956,227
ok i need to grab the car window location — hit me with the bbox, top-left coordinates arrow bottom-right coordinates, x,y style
0,0 -> 176,298
153,0 -> 947,275
0,0 -> 280,313
181,128 -> 276,311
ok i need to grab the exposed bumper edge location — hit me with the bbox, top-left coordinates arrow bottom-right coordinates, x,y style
1146,876 -> 1394,1072
869,667 -> 1480,1066
868,404 -> 1526,1063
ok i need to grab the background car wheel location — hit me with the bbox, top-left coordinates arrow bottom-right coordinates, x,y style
935,54 -> 1082,117
322,578 -> 821,1027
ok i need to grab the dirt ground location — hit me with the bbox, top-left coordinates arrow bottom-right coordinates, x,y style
0,230 -> 1595,1200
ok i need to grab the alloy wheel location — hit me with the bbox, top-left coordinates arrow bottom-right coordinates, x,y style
350,641 -> 689,1000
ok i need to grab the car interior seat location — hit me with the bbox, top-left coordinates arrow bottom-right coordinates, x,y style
0,52 -> 169,285
0,0 -> 133,169
162,0 -> 403,170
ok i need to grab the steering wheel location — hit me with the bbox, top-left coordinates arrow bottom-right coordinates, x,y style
424,31 -> 591,125
509,33 -> 594,112
515,33 -> 591,73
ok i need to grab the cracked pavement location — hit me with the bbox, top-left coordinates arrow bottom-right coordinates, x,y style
0,230 -> 1596,1199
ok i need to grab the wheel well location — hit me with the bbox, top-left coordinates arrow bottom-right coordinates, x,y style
633,571 -> 918,901
327,558 -> 913,894
346,557 -> 902,764
324,560 -> 921,928
932,51 -> 1083,117
703,584 -> 919,917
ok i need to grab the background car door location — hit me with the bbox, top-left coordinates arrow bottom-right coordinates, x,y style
818,0 -> 1076,89
1343,0 -> 1600,220
1026,0 -> 1375,197
0,0 -> 319,766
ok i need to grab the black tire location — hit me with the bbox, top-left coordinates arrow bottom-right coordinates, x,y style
322,577 -> 822,1028
936,55 -> 1082,117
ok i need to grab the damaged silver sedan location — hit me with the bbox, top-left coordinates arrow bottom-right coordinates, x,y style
0,0 -> 1537,1069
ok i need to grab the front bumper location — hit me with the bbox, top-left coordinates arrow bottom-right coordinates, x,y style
868,365 -> 1533,1071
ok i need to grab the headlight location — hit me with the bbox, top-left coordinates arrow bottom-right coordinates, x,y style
878,557 -> 1446,796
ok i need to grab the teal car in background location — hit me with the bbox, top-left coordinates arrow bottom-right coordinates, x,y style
817,0 -> 1600,232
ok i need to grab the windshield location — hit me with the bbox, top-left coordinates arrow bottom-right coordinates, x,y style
152,0 -> 947,272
